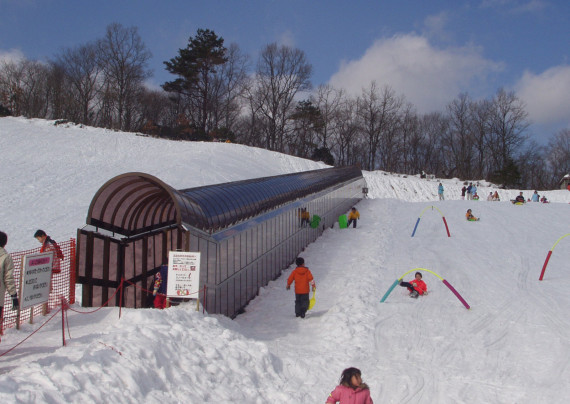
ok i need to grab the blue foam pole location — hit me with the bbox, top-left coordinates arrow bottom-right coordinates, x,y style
411,217 -> 420,237
381,279 -> 400,302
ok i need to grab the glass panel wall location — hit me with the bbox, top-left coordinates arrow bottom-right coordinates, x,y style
205,177 -> 366,318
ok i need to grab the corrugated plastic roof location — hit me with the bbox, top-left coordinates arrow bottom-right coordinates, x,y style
86,166 -> 363,236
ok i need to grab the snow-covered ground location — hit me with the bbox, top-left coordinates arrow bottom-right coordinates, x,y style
1,117 -> 569,403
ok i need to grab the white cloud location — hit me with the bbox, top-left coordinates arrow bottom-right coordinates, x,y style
515,65 -> 570,129
0,48 -> 25,64
422,11 -> 451,42
328,33 -> 503,113
277,30 -> 295,48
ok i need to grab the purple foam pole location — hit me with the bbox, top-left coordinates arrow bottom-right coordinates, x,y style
442,279 -> 470,309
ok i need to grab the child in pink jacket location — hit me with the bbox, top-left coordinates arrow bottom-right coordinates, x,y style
326,367 -> 373,404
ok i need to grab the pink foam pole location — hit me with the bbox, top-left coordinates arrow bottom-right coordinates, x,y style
442,279 -> 470,309
442,217 -> 451,237
539,250 -> 553,281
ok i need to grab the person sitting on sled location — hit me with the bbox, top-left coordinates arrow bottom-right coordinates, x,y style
399,271 -> 427,298
465,209 -> 479,221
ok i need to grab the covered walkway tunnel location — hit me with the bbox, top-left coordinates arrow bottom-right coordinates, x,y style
77,166 -> 366,317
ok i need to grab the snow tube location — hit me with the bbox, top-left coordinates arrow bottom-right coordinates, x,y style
310,215 -> 321,228
338,214 -> 348,229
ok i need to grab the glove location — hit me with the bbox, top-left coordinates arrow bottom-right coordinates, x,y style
286,285 -> 290,290
312,286 -> 316,292
11,295 -> 19,310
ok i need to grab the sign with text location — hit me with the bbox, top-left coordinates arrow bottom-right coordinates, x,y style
20,252 -> 53,309
166,251 -> 201,298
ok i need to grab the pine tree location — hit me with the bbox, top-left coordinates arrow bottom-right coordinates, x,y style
163,29 -> 228,135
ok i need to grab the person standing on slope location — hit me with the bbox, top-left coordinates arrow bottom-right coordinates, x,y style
34,229 -> 63,274
0,231 -> 19,325
438,183 -> 444,200
286,257 -> 316,318
347,207 -> 360,228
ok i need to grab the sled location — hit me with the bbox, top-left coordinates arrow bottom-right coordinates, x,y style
308,290 -> 316,310
338,214 -> 347,229
310,215 -> 321,229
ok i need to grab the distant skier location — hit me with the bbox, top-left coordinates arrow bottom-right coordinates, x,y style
326,367 -> 374,404
286,257 -> 316,318
399,271 -> 427,298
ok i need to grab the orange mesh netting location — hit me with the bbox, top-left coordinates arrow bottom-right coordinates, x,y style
1,239 -> 76,333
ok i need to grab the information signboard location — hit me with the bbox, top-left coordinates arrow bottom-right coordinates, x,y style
166,251 -> 201,298
20,252 -> 53,309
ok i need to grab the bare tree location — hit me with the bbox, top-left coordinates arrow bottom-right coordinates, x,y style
312,84 -> 343,149
545,128 -> 570,187
210,43 -> 250,134
54,42 -> 102,125
357,82 -> 402,170
0,59 -> 51,118
251,43 -> 312,152
97,23 -> 152,131
487,88 -> 530,171
442,93 -> 475,179
517,141 -> 550,189
417,112 -> 449,177
469,98 -> 493,179
289,100 -> 322,158
398,103 -> 418,174
330,95 -> 360,166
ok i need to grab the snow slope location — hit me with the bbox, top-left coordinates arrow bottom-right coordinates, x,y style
1,117 -> 569,403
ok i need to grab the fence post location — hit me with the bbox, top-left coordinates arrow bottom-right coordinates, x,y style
69,238 -> 76,304
61,297 -> 66,346
119,278 -> 124,319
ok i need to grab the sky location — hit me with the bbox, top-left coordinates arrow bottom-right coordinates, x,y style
0,0 -> 569,143
1,117 -> 570,403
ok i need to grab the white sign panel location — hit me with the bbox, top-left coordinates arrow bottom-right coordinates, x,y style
166,251 -> 201,298
20,252 -> 53,309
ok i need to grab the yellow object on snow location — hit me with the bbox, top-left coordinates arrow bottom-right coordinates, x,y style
308,290 -> 316,310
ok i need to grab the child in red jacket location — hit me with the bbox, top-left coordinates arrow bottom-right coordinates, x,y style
286,257 -> 316,318
399,271 -> 427,298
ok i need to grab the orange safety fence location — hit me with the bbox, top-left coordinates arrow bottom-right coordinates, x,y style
1,238 -> 76,333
